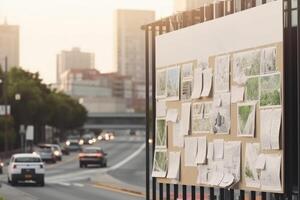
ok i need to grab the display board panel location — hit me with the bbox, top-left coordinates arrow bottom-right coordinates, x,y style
153,0 -> 284,193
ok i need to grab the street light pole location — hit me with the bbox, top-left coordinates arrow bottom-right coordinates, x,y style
3,56 -> 8,156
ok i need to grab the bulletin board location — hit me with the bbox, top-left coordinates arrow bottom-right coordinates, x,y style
152,0 -> 284,193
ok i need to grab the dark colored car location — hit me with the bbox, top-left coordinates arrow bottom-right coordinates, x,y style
81,134 -> 96,145
66,140 -> 82,151
0,160 -> 3,174
61,144 -> 70,155
79,147 -> 107,168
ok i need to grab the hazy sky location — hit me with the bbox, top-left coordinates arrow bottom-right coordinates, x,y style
0,0 -> 174,83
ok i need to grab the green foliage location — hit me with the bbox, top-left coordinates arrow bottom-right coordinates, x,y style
245,77 -> 259,101
0,67 -> 87,147
245,164 -> 254,180
238,105 -> 252,130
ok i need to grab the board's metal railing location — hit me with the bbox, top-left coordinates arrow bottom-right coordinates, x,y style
143,0 -> 299,199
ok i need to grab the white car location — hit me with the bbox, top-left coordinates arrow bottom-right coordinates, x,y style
7,153 -> 45,186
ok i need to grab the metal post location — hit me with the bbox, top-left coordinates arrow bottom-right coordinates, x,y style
4,56 -> 8,156
145,26 -> 150,200
151,24 -> 157,200
297,0 -> 300,194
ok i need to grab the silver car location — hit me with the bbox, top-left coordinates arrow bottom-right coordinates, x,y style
34,147 -> 56,163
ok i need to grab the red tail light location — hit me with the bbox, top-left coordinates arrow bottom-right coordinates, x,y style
13,164 -> 16,169
96,153 -> 103,157
79,153 -> 84,158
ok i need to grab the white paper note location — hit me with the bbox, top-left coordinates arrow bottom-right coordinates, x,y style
214,55 -> 230,93
173,122 -> 184,147
219,173 -> 234,188
231,86 -> 244,103
201,68 -> 212,97
156,101 -> 167,117
213,139 -> 224,160
180,102 -> 191,135
197,165 -> 209,184
255,154 -> 266,170
270,108 -> 282,149
209,172 -> 224,186
207,142 -> 214,160
191,68 -> 203,99
260,154 -> 282,192
245,143 -> 260,188
223,141 -> 241,181
166,109 -> 178,122
184,137 -> 198,167
195,136 -> 207,164
167,151 -> 181,180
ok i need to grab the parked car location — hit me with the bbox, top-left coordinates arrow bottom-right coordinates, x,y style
79,147 -> 107,168
34,145 -> 56,163
0,159 -> 3,174
7,153 -> 45,186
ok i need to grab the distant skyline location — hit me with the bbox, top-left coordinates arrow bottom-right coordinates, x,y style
0,0 -> 173,83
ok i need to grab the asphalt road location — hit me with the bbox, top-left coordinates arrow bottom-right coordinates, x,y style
0,135 -> 146,200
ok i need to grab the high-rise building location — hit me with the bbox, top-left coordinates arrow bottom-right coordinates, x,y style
57,47 -> 95,83
0,21 -> 19,69
114,9 -> 155,82
174,0 -> 207,12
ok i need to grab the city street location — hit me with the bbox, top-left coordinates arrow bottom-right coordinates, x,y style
0,135 -> 146,200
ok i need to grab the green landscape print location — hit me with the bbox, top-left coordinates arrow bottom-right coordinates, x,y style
260,74 -> 281,107
156,70 -> 166,97
156,119 -> 166,147
238,103 -> 255,136
167,67 -> 180,99
153,150 -> 168,173
245,77 -> 259,101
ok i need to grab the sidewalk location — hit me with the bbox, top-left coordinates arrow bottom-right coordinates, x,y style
0,183 -> 37,200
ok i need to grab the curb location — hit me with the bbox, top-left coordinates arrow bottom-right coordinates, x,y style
90,182 -> 145,198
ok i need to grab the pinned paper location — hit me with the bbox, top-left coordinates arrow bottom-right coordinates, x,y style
213,139 -> 224,160
166,109 -> 178,122
255,154 -> 266,170
231,86 -> 244,103
167,151 -> 181,180
173,122 -> 184,147
219,173 -> 234,188
184,137 -> 198,167
260,154 -> 282,191
156,101 -> 167,117
209,172 -> 224,186
195,136 -> 207,164
191,68 -> 203,99
201,68 -> 212,97
180,102 -> 191,135
207,142 -> 214,160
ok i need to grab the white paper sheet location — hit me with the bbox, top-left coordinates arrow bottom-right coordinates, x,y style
214,55 -> 230,93
166,109 -> 178,122
173,122 -> 184,147
260,154 -> 282,192
184,137 -> 198,167
167,151 -> 181,180
219,173 -> 234,188
197,165 -> 209,184
180,102 -> 191,135
201,68 -> 212,97
245,143 -> 260,188
270,108 -> 282,149
213,139 -> 224,160
211,93 -> 231,134
231,86 -> 244,103
195,136 -> 207,164
207,142 -> 214,160
191,68 -> 203,99
156,101 -> 167,117
260,108 -> 282,150
209,171 -> 224,186
223,141 -> 241,181
255,154 -> 266,170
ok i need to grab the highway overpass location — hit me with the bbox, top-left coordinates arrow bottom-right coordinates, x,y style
83,112 -> 146,130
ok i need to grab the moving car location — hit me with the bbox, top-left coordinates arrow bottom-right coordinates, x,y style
50,144 -> 63,161
81,134 -> 96,145
98,131 -> 115,141
7,153 -> 45,186
0,159 -> 3,174
61,143 -> 70,155
79,147 -> 107,168
34,145 -> 56,163
66,139 -> 82,151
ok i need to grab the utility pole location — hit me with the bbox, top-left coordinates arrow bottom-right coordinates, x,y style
3,56 -> 8,156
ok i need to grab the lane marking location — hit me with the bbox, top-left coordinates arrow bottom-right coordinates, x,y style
57,182 -> 71,187
90,182 -> 145,198
46,143 -> 145,181
73,183 -> 84,187
107,143 -> 145,171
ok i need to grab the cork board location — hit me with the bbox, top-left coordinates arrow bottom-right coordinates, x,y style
155,42 -> 284,193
